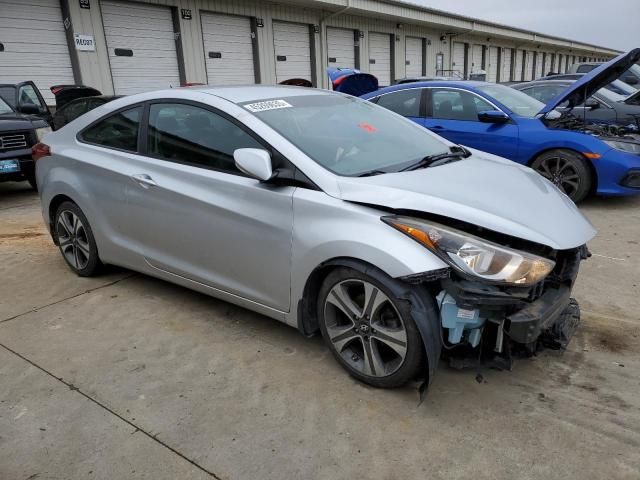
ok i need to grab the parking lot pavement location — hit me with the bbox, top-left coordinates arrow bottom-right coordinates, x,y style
1,182 -> 639,480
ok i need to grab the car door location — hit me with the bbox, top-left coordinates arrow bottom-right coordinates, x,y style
423,87 -> 519,159
372,87 -> 425,127
122,101 -> 295,312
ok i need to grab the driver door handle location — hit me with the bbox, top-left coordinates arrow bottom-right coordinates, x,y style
131,174 -> 157,188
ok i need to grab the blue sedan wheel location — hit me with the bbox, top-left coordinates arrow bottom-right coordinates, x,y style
531,149 -> 592,202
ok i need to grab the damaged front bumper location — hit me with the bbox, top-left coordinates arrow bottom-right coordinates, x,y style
438,246 -> 587,354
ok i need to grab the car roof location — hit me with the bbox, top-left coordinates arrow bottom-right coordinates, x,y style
362,80 -> 492,98
515,80 -> 572,87
189,85 -> 329,104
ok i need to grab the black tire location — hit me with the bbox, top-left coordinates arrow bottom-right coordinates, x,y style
27,175 -> 37,192
54,201 -> 102,277
317,267 -> 424,388
531,149 -> 592,202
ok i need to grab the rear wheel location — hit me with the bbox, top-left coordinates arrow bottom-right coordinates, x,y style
54,201 -> 102,277
317,267 -> 424,388
531,149 -> 592,202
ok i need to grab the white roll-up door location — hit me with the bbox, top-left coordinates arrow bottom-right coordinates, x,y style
487,46 -> 499,82
501,48 -> 512,82
273,21 -> 311,84
471,44 -> 483,73
0,0 -> 74,105
102,1 -> 180,95
201,12 -> 255,86
523,51 -> 533,80
535,53 -> 543,79
368,32 -> 391,87
327,27 -> 355,69
405,36 -> 423,78
452,42 -> 465,78
544,54 -> 552,75
514,49 -> 524,81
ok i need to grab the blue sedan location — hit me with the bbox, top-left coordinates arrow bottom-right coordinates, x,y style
359,50 -> 640,202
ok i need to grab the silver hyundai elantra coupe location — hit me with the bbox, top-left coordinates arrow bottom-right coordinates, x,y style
34,86 -> 596,388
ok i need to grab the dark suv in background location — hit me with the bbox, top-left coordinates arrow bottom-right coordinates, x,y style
0,81 -> 52,190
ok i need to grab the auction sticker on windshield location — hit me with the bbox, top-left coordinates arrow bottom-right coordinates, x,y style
244,100 -> 292,113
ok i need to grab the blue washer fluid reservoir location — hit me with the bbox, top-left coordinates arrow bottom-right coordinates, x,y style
436,291 -> 486,347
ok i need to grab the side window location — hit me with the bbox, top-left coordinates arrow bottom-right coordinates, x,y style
431,89 -> 494,121
18,84 -> 45,111
63,100 -> 87,123
81,106 -> 142,152
147,103 -> 262,173
576,65 -> 593,73
522,86 -> 564,104
376,89 -> 422,117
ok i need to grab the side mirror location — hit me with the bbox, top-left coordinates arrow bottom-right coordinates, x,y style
584,98 -> 600,110
18,104 -> 40,115
478,110 -> 510,124
234,148 -> 273,181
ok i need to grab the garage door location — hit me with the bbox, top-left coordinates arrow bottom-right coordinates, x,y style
535,52 -> 543,79
487,46 -> 499,82
102,1 -> 180,95
501,48 -> 512,82
368,32 -> 391,87
405,36 -> 423,78
0,0 -> 74,105
201,13 -> 255,86
471,44 -> 483,73
524,51 -> 533,80
452,42 -> 465,78
327,27 -> 355,69
514,49 -> 524,81
273,21 -> 311,84
544,53 -> 552,75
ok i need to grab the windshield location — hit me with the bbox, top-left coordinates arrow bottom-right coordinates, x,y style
243,94 -> 450,176
597,87 -> 626,103
0,96 -> 13,114
610,79 -> 637,96
476,84 -> 545,117
0,86 -> 16,108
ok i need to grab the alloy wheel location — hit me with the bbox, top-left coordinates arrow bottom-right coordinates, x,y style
56,210 -> 91,270
323,279 -> 408,377
535,155 -> 581,197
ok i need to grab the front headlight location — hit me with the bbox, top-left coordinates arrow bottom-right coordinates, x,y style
382,216 -> 555,286
35,126 -> 51,142
603,139 -> 640,154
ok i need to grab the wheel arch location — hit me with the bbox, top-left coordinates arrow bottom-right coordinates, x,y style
527,147 -> 599,195
297,256 -> 442,387
48,193 -> 78,244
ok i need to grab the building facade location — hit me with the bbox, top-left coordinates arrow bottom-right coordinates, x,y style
0,0 -> 621,104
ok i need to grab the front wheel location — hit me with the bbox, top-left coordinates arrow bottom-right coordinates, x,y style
317,267 -> 424,388
531,149 -> 592,202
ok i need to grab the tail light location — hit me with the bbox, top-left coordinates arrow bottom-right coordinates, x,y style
32,142 -> 51,162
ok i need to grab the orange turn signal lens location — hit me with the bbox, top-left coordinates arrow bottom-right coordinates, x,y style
390,222 -> 436,249
583,152 -> 601,159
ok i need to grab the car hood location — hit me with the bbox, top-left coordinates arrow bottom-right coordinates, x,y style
0,113 -> 39,130
336,149 -> 596,250
539,48 -> 640,114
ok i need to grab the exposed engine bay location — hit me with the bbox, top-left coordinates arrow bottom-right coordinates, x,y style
545,111 -> 640,141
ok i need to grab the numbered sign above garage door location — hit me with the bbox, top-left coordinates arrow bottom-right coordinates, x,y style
273,21 -> 312,84
101,1 -> 181,95
327,27 -> 355,69
0,0 -> 75,105
201,12 -> 256,85
405,36 -> 424,78
368,32 -> 392,87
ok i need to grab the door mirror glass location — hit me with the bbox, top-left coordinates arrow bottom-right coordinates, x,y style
477,110 -> 510,123
234,148 -> 273,181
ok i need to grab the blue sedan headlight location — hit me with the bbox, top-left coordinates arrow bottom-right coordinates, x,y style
603,139 -> 640,154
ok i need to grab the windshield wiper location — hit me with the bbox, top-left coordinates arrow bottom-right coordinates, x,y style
399,146 -> 470,172
357,169 -> 390,177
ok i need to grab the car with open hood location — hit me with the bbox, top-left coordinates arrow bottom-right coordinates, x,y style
0,81 -> 52,189
34,85 -> 595,389
513,79 -> 640,131
49,85 -> 121,130
361,49 -> 640,202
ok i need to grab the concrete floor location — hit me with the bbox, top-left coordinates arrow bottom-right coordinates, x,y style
1,181 -> 639,480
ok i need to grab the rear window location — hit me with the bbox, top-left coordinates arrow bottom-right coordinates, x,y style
81,106 -> 142,152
